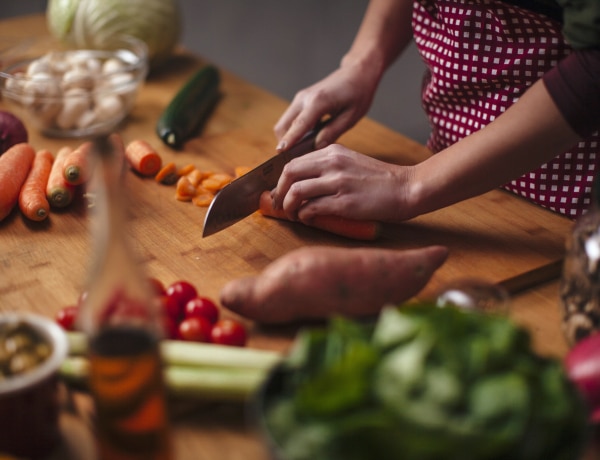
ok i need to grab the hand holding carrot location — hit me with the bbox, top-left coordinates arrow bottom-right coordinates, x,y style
259,190 -> 381,240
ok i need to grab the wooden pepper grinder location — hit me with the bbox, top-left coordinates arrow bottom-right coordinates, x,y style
560,174 -> 600,345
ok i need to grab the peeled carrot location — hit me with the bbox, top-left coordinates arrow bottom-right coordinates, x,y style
18,149 -> 53,221
155,162 -> 178,185
258,191 -> 381,241
0,143 -> 35,221
63,141 -> 92,185
47,146 -> 75,208
125,139 -> 162,176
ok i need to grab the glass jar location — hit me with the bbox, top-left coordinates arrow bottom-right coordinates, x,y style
560,174 -> 600,346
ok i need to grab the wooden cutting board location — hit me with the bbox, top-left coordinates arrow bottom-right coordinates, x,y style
0,16 -> 573,351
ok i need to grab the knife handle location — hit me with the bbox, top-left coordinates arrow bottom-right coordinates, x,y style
284,118 -> 331,159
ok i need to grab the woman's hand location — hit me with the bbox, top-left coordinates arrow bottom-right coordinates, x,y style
271,143 -> 415,223
273,61 -> 381,152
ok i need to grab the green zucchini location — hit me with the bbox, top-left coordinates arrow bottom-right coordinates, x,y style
156,64 -> 221,149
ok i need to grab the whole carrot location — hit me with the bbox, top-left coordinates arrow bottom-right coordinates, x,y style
47,146 -> 75,208
19,149 -> 54,221
0,143 -> 35,221
63,141 -> 92,186
125,139 -> 162,176
258,191 -> 381,241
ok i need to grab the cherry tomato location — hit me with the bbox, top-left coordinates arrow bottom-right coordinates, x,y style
162,313 -> 179,340
148,277 -> 167,297
210,319 -> 247,347
184,296 -> 219,324
159,295 -> 181,321
56,305 -> 79,331
178,316 -> 213,343
166,281 -> 198,319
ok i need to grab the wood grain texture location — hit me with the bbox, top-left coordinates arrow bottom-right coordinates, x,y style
0,14 -> 586,460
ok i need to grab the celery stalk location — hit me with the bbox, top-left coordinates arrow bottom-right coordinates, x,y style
62,332 -> 283,401
66,331 -> 281,371
60,356 -> 272,401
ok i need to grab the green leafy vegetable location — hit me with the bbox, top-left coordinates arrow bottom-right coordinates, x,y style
263,304 -> 588,460
47,0 -> 180,67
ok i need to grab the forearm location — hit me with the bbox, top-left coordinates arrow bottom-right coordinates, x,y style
341,0 -> 414,78
407,79 -> 582,217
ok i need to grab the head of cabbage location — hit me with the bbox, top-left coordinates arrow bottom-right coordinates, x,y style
47,0 -> 181,68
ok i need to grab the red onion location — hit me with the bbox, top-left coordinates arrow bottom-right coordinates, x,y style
565,332 -> 600,422
0,110 -> 28,155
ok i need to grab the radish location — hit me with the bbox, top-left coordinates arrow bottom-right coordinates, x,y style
565,332 -> 600,422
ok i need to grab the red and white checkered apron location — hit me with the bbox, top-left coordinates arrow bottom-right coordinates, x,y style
412,0 -> 600,219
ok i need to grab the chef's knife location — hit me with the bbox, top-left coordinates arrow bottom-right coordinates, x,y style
202,121 -> 326,237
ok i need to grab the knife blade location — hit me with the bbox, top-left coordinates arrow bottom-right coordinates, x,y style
202,121 -> 326,237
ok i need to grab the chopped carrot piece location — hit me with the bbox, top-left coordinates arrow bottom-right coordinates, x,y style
177,163 -> 196,176
192,186 -> 214,207
175,176 -> 196,201
155,162 -> 178,185
234,165 -> 251,178
201,173 -> 233,192
125,140 -> 162,176
186,169 -> 204,187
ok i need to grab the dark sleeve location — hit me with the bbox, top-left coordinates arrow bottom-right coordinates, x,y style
542,48 -> 600,138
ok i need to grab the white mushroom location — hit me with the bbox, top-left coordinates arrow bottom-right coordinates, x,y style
94,94 -> 123,122
102,57 -> 127,74
56,88 -> 91,129
62,67 -> 95,91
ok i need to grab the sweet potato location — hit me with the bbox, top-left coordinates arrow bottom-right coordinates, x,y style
220,245 -> 449,323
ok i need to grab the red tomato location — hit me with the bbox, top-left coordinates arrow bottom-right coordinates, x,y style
56,305 -> 79,331
166,281 -> 198,319
184,296 -> 219,324
162,313 -> 179,340
159,295 -> 181,321
148,277 -> 166,297
210,319 -> 247,347
178,316 -> 213,343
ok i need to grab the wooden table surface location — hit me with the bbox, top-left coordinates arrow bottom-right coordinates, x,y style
0,14 -> 590,460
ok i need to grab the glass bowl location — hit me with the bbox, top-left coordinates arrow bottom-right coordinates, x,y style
0,36 -> 148,138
